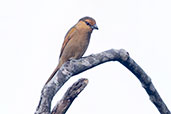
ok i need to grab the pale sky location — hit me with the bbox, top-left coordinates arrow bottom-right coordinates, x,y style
0,0 -> 171,114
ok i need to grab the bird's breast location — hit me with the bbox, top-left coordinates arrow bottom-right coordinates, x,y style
72,32 -> 91,58
79,32 -> 91,47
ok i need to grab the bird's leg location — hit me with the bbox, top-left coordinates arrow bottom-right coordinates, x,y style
68,57 -> 77,62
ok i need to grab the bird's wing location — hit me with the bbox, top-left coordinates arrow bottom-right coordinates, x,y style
59,27 -> 76,58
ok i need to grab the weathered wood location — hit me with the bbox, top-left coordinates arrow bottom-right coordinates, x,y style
51,78 -> 88,114
119,55 -> 170,114
35,49 -> 170,114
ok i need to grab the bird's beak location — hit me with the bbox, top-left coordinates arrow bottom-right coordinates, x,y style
91,24 -> 98,30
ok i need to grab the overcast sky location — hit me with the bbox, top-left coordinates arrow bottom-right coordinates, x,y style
0,0 -> 171,114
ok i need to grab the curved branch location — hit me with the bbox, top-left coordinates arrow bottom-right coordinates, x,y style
35,49 -> 170,114
118,54 -> 170,114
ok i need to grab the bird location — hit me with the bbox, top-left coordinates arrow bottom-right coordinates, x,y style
45,16 -> 98,84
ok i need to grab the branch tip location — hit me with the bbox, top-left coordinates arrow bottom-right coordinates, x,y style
52,78 -> 89,114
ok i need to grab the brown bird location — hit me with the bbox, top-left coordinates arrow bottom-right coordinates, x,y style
45,16 -> 98,84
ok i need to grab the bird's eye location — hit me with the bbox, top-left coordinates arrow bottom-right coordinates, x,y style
85,21 -> 91,26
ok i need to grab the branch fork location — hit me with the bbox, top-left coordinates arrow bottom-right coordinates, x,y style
35,49 -> 170,114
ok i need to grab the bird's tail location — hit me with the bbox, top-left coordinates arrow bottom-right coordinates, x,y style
45,66 -> 60,84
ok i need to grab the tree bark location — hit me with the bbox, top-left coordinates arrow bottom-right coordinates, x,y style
35,49 -> 170,114
51,78 -> 88,114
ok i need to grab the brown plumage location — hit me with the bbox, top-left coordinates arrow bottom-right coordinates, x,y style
45,16 -> 98,84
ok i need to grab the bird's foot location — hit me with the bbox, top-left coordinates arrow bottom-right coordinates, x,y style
68,58 -> 77,62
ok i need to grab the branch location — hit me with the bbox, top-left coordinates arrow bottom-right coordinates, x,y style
51,78 -> 88,114
35,49 -> 170,114
118,55 -> 170,114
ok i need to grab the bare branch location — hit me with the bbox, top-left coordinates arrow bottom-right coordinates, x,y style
35,49 -> 120,114
118,54 -> 171,114
35,49 -> 170,114
51,78 -> 88,114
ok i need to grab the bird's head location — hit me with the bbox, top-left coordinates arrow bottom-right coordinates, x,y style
76,16 -> 98,32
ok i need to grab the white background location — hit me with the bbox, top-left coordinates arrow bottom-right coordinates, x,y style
0,0 -> 171,114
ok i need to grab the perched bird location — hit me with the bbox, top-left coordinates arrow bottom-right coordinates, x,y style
45,16 -> 98,84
